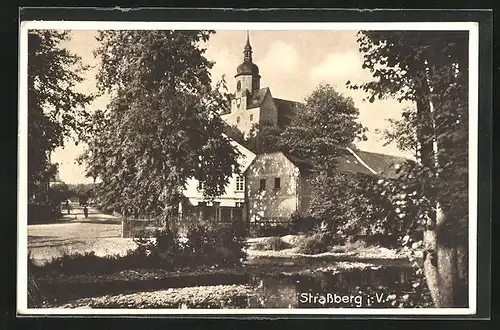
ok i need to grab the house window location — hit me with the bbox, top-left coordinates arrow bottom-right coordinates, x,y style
274,177 -> 281,190
250,114 -> 253,122
236,116 -> 240,124
259,179 -> 266,191
236,176 -> 244,192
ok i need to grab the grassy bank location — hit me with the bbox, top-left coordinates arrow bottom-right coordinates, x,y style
246,234 -> 422,260
44,284 -> 259,309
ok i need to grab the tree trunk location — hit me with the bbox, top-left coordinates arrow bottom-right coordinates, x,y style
416,82 -> 468,308
423,204 -> 468,307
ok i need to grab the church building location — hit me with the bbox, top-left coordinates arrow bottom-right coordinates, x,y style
221,32 -> 300,136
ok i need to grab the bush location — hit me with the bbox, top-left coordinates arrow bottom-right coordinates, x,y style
289,212 -> 322,234
345,238 -> 368,251
29,248 -> 157,276
253,236 -> 290,251
308,172 -> 420,247
30,219 -> 248,277
250,223 -> 292,237
297,233 -> 330,255
145,220 -> 247,268
28,203 -> 57,224
297,224 -> 345,255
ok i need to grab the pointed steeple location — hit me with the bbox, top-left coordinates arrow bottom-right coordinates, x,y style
235,30 -> 260,89
243,30 -> 252,62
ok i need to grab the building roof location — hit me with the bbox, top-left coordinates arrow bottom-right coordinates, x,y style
336,149 -> 378,176
247,88 -> 270,109
283,153 -> 316,172
274,98 -> 301,129
236,61 -> 260,78
263,148 -> 411,179
350,149 -> 411,179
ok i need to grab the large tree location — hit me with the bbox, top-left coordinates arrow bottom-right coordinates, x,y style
246,121 -> 284,154
28,30 -> 94,200
83,30 -> 240,220
280,84 -> 367,170
348,31 -> 468,307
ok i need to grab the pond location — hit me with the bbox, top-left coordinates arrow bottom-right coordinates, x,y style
35,259 -> 431,309
245,265 -> 420,308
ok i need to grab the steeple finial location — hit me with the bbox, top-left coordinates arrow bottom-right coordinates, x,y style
243,30 -> 252,61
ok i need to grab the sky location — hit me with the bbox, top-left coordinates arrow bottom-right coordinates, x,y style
52,29 -> 412,184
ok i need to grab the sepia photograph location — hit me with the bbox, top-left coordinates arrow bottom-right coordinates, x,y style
18,18 -> 481,316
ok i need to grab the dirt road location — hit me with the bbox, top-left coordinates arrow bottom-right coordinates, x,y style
28,204 -> 137,265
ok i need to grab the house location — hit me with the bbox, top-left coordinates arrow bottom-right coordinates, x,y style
244,147 -> 410,226
244,151 -> 311,226
220,32 -> 301,136
179,138 -> 256,225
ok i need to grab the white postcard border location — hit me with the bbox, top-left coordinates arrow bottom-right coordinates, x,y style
17,20 -> 480,316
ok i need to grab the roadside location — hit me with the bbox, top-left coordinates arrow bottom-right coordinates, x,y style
28,205 -> 136,265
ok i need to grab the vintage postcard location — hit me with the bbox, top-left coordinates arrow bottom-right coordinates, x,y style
17,12 -> 488,318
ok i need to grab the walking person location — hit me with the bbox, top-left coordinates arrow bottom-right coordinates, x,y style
65,200 -> 71,215
83,205 -> 89,218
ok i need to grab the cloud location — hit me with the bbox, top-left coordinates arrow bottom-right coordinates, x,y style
309,51 -> 372,88
207,47 -> 240,91
259,40 -> 299,73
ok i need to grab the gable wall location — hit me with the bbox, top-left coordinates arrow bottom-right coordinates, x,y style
246,153 -> 300,223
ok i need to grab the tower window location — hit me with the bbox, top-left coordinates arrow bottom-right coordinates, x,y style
237,81 -> 241,91
250,114 -> 253,122
259,179 -> 266,191
236,116 -> 240,124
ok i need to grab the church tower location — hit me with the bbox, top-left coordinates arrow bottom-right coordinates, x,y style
234,31 -> 260,99
221,31 -> 279,136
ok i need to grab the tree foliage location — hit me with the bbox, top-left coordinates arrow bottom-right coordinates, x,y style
308,171 -> 421,247
246,122 -> 284,154
280,84 -> 367,170
28,30 -> 94,199
382,107 -> 419,159
222,124 -> 246,146
46,182 -> 71,214
83,30 -> 240,218
348,30 -> 469,307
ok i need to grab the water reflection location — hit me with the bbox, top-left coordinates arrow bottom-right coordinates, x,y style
245,266 -> 415,308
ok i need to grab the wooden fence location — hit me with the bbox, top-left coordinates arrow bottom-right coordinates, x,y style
121,217 -> 164,238
248,217 -> 292,237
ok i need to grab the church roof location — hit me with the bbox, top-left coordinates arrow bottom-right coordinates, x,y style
247,88 -> 270,109
235,31 -> 260,78
275,98 -> 301,129
236,61 -> 260,78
